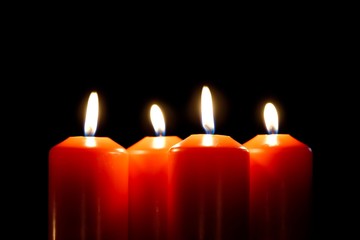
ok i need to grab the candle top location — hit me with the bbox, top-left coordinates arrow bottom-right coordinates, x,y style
52,136 -> 127,152
171,134 -> 247,149
244,134 -> 311,150
127,136 -> 182,151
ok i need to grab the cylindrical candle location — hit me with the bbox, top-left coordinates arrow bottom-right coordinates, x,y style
244,102 -> 312,240
167,86 -> 250,240
127,104 -> 182,240
48,92 -> 129,240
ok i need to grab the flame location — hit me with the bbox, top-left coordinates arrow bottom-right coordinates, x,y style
201,86 -> 215,134
84,92 -> 99,137
264,102 -> 278,134
150,104 -> 165,136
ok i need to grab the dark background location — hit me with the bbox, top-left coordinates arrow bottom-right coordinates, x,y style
9,9 -> 353,240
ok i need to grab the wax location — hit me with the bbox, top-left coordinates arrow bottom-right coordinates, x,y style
49,137 -> 129,240
168,134 -> 250,240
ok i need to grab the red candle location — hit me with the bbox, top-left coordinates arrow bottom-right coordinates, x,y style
48,92 -> 129,240
167,86 -> 250,240
127,104 -> 182,240
243,102 -> 313,240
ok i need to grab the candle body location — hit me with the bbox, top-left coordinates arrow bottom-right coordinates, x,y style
127,136 -> 182,240
167,134 -> 250,240
244,134 -> 312,240
48,137 -> 129,240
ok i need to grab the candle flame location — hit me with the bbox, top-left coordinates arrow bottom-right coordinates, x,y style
84,92 -> 99,137
201,86 -> 215,134
264,102 -> 279,134
150,104 -> 166,136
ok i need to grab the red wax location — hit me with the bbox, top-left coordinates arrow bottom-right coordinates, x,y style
243,134 -> 312,240
127,136 -> 182,240
167,134 -> 250,240
48,136 -> 129,240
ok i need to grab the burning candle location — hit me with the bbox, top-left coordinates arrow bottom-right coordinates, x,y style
48,92 -> 129,240
167,86 -> 250,240
243,102 -> 313,240
127,104 -> 182,240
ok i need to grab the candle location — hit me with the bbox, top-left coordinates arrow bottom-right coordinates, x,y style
167,86 -> 250,240
48,92 -> 129,240
127,104 -> 182,240
243,102 -> 313,240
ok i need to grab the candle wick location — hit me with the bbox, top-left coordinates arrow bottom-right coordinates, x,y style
203,124 -> 215,135
85,127 -> 95,137
267,126 -> 278,135
156,130 -> 165,137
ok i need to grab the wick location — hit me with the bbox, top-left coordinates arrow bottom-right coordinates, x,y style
156,130 -> 165,137
204,125 -> 214,135
268,126 -> 278,135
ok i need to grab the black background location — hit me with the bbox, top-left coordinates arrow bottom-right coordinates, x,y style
8,8 -> 353,239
